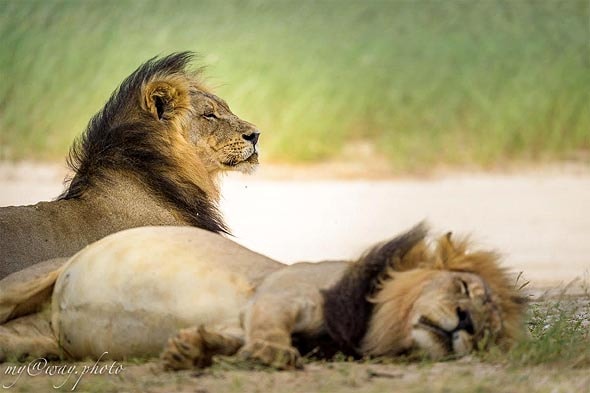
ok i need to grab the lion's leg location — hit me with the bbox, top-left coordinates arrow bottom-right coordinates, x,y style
237,298 -> 305,370
0,257 -> 66,324
161,326 -> 244,371
231,268 -> 329,370
0,312 -> 59,362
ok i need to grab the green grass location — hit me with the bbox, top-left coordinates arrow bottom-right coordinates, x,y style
506,294 -> 590,366
0,0 -> 588,171
480,285 -> 590,367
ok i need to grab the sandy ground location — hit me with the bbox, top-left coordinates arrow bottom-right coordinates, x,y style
0,161 -> 588,286
2,358 -> 589,393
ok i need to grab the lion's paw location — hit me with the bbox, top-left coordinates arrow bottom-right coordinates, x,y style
238,339 -> 302,370
161,326 -> 212,371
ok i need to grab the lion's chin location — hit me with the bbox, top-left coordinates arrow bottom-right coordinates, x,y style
221,152 -> 259,174
234,161 -> 259,175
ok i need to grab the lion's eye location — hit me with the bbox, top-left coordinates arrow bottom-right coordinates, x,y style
203,112 -> 217,120
459,279 -> 470,297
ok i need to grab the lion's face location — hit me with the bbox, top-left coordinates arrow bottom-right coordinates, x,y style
361,265 -> 519,360
408,270 -> 502,359
188,89 -> 260,174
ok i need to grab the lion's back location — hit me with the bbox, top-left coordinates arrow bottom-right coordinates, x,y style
0,201 -> 91,279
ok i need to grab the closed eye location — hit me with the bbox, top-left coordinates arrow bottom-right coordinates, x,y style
459,279 -> 470,297
203,112 -> 217,120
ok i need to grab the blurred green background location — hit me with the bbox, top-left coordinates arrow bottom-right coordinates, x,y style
0,0 -> 588,171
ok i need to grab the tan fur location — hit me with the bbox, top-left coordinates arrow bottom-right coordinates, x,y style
0,53 -> 260,279
0,225 -> 527,368
0,258 -> 66,323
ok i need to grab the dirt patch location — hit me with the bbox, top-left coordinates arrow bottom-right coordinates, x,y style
2,356 -> 588,393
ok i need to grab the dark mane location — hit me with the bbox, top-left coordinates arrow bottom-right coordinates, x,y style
322,222 -> 428,355
58,52 -> 228,234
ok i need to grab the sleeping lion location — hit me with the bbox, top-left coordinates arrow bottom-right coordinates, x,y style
0,52 -> 260,279
0,223 -> 527,368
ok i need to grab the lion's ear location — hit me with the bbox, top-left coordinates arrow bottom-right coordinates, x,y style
143,81 -> 183,121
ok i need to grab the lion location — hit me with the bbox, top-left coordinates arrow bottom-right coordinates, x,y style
0,52 -> 261,279
0,223 -> 527,367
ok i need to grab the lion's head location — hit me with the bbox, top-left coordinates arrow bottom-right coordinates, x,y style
59,52 -> 259,233
140,57 -> 260,174
183,89 -> 259,174
323,223 -> 528,360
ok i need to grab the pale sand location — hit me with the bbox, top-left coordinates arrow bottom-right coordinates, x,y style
1,162 -> 588,286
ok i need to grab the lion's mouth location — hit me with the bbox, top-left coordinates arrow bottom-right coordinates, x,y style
416,309 -> 477,356
223,152 -> 258,168
416,316 -> 453,352
245,152 -> 259,164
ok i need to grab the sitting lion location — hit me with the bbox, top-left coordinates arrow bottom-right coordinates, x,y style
0,52 -> 260,279
0,223 -> 527,367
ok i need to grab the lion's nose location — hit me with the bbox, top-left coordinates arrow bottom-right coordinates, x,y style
242,131 -> 260,145
455,307 -> 475,335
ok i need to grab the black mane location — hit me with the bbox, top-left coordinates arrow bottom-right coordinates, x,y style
322,222 -> 428,355
58,52 -> 228,234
